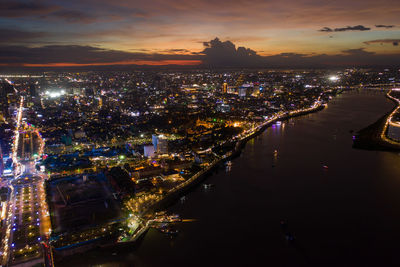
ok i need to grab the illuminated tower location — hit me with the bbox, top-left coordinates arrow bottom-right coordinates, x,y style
223,82 -> 228,94
98,97 -> 103,109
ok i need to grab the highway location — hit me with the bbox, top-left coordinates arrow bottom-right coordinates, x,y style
0,97 -> 52,267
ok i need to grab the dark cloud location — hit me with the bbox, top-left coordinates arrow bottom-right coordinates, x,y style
262,50 -> 400,67
364,39 -> 400,46
335,25 -> 371,31
0,1 -> 97,24
319,25 -> 371,32
1,38 -> 400,68
201,38 -> 263,67
200,39 -> 400,67
0,45 -> 202,65
375,24 -> 396,28
0,28 -> 47,43
0,1 -> 57,18
319,27 -> 333,32
199,38 -> 400,67
341,48 -> 375,56
160,49 -> 193,53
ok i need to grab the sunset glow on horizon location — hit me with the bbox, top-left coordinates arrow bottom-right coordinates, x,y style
1,0 -> 400,67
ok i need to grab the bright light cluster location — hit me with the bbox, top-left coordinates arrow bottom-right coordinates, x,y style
45,90 -> 66,98
329,76 -> 339,82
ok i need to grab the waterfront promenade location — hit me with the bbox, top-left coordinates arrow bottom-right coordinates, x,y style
354,89 -> 400,151
381,90 -> 400,146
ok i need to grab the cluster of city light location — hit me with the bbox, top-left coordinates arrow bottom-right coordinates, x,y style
1,95 -> 52,265
0,75 -> 43,78
329,75 -> 340,82
5,72 -> 328,252
34,129 -> 46,163
119,99 -> 326,244
0,183 -> 17,265
45,90 -> 65,98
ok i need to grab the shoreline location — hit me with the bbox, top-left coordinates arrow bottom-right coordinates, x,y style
53,101 -> 327,264
122,102 -> 326,242
353,91 -> 400,151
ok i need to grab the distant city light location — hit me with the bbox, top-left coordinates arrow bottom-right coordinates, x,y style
329,76 -> 339,82
46,90 -> 66,98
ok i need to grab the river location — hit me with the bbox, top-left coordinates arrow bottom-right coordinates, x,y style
60,89 -> 400,267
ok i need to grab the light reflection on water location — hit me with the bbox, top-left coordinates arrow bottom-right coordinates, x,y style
58,90 -> 400,267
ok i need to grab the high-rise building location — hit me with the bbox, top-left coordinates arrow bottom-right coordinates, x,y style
152,134 -> 158,150
223,82 -> 228,93
157,136 -> 168,154
144,145 -> 155,158
238,87 -> 247,97
152,134 -> 168,155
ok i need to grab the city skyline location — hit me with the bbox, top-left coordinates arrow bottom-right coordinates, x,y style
3,1 -> 400,266
1,0 -> 400,68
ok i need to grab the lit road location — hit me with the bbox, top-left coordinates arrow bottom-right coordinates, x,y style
0,97 -> 24,265
381,89 -> 400,145
0,97 -> 51,266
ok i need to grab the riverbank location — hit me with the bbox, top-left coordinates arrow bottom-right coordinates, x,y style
56,89 -> 400,267
148,104 -> 325,212
353,91 -> 400,151
121,101 -> 326,244
53,101 -> 326,264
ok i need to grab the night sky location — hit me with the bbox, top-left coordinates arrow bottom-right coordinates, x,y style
1,0 -> 400,67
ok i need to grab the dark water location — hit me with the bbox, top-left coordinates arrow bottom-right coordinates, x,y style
64,90 -> 400,267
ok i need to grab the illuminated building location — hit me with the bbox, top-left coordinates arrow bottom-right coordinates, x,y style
151,134 -> 168,155
98,97 -> 103,109
157,136 -> 168,154
223,82 -> 228,93
152,134 -> 158,150
144,145 -> 155,158
238,87 -> 247,97
216,103 -> 230,113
